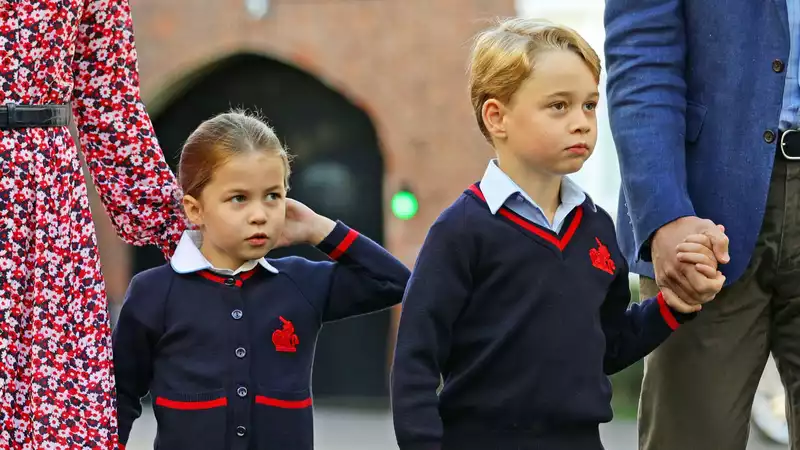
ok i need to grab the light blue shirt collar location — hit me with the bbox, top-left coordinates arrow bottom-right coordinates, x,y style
479,159 -> 592,216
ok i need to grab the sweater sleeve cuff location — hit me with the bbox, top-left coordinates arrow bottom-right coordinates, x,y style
316,221 -> 359,260
656,291 -> 697,330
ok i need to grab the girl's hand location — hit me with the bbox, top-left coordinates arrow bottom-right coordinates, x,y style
274,199 -> 335,248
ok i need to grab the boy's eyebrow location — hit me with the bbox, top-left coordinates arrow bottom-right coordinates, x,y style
543,91 -> 571,99
545,90 -> 600,99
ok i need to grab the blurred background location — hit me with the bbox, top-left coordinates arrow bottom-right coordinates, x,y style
78,0 -> 786,448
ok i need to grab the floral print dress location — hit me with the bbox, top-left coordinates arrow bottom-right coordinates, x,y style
0,0 -> 185,447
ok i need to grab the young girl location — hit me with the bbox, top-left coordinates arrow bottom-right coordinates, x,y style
112,111 -> 410,450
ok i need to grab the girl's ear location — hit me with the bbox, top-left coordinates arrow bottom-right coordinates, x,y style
183,195 -> 204,227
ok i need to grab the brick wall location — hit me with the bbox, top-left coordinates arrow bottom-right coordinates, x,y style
92,0 -> 516,307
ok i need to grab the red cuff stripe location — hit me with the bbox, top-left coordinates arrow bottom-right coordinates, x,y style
657,292 -> 680,331
328,229 -> 359,260
255,395 -> 313,409
154,396 -> 228,410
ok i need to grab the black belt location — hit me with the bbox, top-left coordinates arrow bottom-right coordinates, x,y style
0,104 -> 72,129
780,129 -> 800,160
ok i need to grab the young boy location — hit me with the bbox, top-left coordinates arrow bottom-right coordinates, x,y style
390,18 -> 727,450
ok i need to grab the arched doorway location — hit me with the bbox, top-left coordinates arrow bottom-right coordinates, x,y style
136,53 -> 390,400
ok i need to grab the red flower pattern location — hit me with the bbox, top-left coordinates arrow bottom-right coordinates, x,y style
0,0 -> 186,447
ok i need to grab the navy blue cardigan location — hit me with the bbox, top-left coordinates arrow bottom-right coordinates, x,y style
113,222 -> 410,450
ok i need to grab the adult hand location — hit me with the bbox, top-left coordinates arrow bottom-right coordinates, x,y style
651,217 -> 729,306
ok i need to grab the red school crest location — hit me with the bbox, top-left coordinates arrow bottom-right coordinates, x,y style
272,316 -> 299,353
589,237 -> 616,275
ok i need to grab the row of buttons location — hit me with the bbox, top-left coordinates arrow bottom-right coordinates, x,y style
227,284 -> 250,440
231,310 -> 247,358
764,58 -> 786,144
232,304 -> 248,440
236,385 -> 249,437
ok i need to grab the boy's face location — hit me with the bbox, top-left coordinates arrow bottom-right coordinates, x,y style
183,151 -> 287,270
490,49 -> 599,176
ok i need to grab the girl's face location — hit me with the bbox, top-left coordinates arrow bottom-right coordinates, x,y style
183,151 -> 287,270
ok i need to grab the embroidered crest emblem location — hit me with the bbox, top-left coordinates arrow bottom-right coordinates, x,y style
590,237 -> 616,275
272,316 -> 299,352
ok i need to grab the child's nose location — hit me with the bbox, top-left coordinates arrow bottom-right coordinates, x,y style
572,114 -> 592,134
249,208 -> 268,224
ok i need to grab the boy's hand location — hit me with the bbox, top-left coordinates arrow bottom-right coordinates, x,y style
274,199 -> 336,248
661,287 -> 702,314
674,232 -> 727,305
677,233 -> 718,274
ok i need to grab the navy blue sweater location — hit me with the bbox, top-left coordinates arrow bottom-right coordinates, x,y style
391,185 -> 694,450
113,222 -> 410,450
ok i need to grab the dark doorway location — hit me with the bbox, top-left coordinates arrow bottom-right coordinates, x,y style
136,53 -> 390,399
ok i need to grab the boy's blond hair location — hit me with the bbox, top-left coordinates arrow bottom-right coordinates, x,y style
468,18 -> 601,141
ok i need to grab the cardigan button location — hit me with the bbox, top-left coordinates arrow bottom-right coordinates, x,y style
224,277 -> 236,286
236,425 -> 247,437
237,386 -> 248,398
235,347 -> 247,358
231,309 -> 243,320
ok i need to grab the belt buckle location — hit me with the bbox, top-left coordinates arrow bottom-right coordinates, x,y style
781,129 -> 800,160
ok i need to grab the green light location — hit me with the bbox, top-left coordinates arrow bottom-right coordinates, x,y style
391,190 -> 418,220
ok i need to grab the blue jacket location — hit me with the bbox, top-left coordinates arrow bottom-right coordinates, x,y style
605,0 -> 790,283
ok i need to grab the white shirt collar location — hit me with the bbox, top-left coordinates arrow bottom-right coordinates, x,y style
479,159 -> 593,214
170,230 -> 279,275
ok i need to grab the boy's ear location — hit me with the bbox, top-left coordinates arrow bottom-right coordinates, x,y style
482,98 -> 508,140
183,195 -> 204,227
